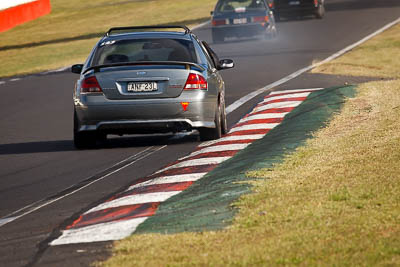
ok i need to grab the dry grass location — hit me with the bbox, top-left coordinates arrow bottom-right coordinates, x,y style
0,0 -> 216,78
98,23 -> 400,267
99,80 -> 400,266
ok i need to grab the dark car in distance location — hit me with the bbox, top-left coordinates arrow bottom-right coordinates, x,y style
211,0 -> 277,43
269,0 -> 325,20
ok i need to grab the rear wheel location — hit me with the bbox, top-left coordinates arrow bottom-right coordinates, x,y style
74,131 -> 97,149
73,110 -> 98,149
199,103 -> 223,141
220,97 -> 228,135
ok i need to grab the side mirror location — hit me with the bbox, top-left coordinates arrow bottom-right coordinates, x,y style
210,11 -> 214,16
218,59 -> 234,70
71,64 -> 83,74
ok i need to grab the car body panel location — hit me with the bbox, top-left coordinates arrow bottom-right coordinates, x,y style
72,29 -> 230,138
94,66 -> 189,100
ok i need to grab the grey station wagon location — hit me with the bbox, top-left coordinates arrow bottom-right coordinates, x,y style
71,26 -> 234,149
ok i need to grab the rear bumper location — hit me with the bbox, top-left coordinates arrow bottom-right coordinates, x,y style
78,119 -> 214,134
212,23 -> 267,37
273,3 -> 319,16
275,7 -> 317,15
74,94 -> 216,134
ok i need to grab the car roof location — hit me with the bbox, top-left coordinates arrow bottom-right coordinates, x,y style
214,0 -> 268,10
100,26 -> 194,42
102,31 -> 194,42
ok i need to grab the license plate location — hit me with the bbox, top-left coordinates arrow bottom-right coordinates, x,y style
289,1 -> 300,5
233,18 -> 247,24
127,82 -> 158,92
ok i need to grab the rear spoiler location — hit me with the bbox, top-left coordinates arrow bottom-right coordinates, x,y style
83,61 -> 206,74
106,26 -> 191,36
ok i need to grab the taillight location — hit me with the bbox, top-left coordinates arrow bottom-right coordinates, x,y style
253,16 -> 269,23
184,73 -> 207,90
212,19 -> 226,26
80,76 -> 103,93
269,2 -> 274,8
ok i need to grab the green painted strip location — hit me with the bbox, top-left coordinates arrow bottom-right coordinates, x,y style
135,86 -> 357,234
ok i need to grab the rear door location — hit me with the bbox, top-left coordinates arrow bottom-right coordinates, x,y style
199,41 -> 222,95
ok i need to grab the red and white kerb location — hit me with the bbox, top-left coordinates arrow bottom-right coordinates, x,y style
51,88 -> 322,245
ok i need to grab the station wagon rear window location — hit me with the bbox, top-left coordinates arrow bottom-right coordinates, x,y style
91,38 -> 198,66
216,0 -> 266,12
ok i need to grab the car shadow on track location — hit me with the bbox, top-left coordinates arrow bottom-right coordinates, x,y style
211,35 -> 279,46
0,140 -> 74,155
275,16 -> 318,23
0,133 -> 200,155
103,132 -> 199,149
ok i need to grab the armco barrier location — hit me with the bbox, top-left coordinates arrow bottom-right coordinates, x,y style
0,0 -> 51,33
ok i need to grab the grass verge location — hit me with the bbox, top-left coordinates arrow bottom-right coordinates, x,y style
0,0 -> 216,78
97,19 -> 400,267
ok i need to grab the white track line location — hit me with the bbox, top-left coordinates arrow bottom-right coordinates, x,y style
199,134 -> 265,147
0,145 -> 166,228
41,66 -> 69,74
50,217 -> 148,245
226,17 -> 400,114
269,88 -> 324,95
238,112 -> 289,124
229,123 -> 280,133
155,156 -> 231,174
85,191 -> 181,214
127,173 -> 208,191
0,217 -> 17,227
253,101 -> 303,113
265,92 -> 311,102
180,143 -> 250,160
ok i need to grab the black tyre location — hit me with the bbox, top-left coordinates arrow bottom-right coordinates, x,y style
212,29 -> 224,43
74,131 -> 97,149
220,96 -> 228,135
73,110 -> 97,149
199,103 -> 222,141
315,4 -> 325,19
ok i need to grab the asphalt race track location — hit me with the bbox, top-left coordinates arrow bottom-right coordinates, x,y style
1,0 -> 400,266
